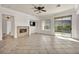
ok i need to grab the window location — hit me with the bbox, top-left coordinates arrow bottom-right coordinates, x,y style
54,15 -> 72,37
42,19 -> 51,30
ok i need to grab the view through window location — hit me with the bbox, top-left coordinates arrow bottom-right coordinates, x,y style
54,15 -> 72,37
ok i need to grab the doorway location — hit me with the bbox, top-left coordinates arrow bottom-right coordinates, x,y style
2,14 -> 15,39
54,15 -> 72,37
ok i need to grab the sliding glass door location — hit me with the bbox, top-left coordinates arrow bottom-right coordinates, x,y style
54,15 -> 72,37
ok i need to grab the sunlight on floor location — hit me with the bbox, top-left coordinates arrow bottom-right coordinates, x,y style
55,32 -> 71,37
55,35 -> 79,42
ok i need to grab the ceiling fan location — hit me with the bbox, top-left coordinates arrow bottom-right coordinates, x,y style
32,4 -> 61,14
32,4 -> 46,14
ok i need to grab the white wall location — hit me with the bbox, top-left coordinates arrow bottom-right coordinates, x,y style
76,6 -> 79,39
2,16 -> 7,35
11,16 -> 15,36
7,21 -> 11,34
14,13 -> 39,38
0,13 -> 2,40
0,6 -> 39,39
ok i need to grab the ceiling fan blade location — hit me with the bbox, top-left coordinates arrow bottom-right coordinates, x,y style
34,6 -> 38,9
41,10 -> 46,12
41,7 -> 44,9
34,10 -> 39,12
32,4 -> 38,9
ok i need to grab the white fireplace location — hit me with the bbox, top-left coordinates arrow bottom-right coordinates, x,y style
17,26 -> 29,37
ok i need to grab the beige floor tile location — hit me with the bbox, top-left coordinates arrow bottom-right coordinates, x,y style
0,33 -> 79,54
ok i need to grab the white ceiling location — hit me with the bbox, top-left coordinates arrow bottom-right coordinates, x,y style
1,4 -> 75,16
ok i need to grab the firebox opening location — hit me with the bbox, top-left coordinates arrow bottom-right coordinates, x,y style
20,29 -> 27,33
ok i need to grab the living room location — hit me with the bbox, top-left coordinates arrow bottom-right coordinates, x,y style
0,4 -> 79,54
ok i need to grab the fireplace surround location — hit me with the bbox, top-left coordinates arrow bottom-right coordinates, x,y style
17,26 -> 29,37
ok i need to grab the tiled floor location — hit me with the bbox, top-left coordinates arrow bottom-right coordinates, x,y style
0,33 -> 79,54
